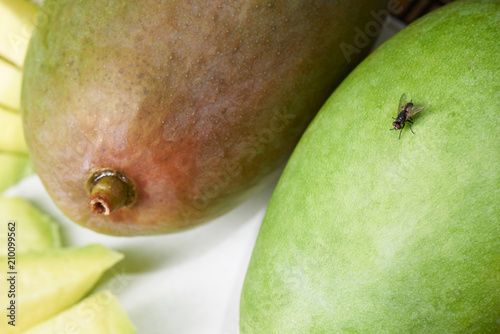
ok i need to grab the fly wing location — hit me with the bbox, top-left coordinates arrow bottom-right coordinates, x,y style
398,93 -> 407,112
407,104 -> 425,118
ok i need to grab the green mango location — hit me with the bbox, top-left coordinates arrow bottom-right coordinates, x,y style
240,0 -> 500,332
22,0 -> 386,235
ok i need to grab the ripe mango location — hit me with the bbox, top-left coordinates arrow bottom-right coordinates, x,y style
22,0 -> 386,235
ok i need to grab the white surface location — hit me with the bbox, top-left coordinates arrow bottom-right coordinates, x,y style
6,173 -> 276,334
4,18 -> 404,334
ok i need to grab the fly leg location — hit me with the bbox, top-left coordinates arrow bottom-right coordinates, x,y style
399,122 -> 405,139
407,118 -> 415,134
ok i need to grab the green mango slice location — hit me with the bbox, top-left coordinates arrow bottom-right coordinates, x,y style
0,196 -> 60,255
0,244 -> 123,333
23,290 -> 136,334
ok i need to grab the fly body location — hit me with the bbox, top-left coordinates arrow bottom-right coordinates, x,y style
391,93 -> 424,139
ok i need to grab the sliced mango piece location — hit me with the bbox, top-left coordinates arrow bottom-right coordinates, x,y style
0,0 -> 38,67
0,105 -> 27,154
0,196 -> 60,255
0,58 -> 22,110
0,244 -> 124,333
0,152 -> 33,192
23,290 -> 136,334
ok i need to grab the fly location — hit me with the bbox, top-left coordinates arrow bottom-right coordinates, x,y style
391,93 -> 425,139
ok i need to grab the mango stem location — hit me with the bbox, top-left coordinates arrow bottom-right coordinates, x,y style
88,174 -> 133,215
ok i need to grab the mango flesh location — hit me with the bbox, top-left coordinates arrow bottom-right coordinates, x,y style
0,152 -> 33,192
0,196 -> 60,255
0,0 -> 38,67
240,1 -> 500,332
0,106 -> 28,154
0,58 -> 22,111
0,244 -> 123,333
22,0 -> 386,235
23,290 -> 136,334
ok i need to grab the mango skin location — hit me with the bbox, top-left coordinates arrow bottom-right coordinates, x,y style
240,1 -> 500,332
22,0 -> 386,235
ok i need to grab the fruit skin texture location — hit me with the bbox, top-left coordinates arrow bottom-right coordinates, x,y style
240,1 -> 500,333
22,0 -> 386,235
